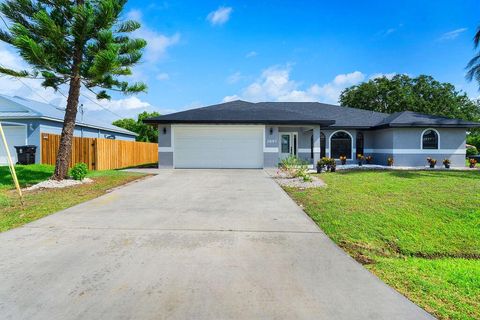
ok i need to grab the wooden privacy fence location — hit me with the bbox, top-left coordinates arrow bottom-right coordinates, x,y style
41,133 -> 158,170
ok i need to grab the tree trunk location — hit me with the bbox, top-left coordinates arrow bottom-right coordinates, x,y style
52,75 -> 81,180
52,29 -> 84,180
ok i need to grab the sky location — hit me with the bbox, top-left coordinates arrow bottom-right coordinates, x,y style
0,0 -> 479,124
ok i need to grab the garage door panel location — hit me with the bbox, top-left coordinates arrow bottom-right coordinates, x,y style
173,126 -> 263,169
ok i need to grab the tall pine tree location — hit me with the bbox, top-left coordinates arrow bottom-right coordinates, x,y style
0,0 -> 147,179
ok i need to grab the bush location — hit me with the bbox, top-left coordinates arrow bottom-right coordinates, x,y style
279,155 -> 312,181
466,146 -> 478,157
466,131 -> 480,149
69,162 -> 88,181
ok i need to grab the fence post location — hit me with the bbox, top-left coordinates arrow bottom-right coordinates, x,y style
92,138 -> 97,170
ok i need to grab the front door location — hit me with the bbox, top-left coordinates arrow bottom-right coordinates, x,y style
279,132 -> 298,160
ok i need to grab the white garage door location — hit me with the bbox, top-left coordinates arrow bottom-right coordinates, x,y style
173,125 -> 264,168
0,125 -> 27,165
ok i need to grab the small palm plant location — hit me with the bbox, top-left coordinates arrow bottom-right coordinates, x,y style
442,159 -> 451,169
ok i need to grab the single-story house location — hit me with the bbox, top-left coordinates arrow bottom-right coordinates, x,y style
144,100 -> 480,169
0,94 -> 136,165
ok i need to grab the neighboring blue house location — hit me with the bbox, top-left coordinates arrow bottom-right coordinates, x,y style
0,94 -> 136,165
145,100 -> 480,169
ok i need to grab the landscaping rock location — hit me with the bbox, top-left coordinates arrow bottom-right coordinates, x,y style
24,178 -> 93,191
265,169 -> 325,189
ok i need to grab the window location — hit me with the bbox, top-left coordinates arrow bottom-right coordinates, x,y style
331,131 -> 352,159
281,134 -> 290,153
320,132 -> 326,158
422,129 -> 439,149
356,132 -> 364,156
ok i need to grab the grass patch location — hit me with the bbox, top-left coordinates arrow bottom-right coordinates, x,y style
285,170 -> 480,320
0,164 -> 147,232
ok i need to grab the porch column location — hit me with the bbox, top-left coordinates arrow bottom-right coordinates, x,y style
313,125 -> 321,165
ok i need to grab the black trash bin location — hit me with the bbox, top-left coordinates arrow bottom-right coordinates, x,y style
14,145 -> 37,165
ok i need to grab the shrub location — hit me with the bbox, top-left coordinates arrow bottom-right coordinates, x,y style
467,132 -> 480,149
279,155 -> 312,181
466,146 -> 478,157
317,157 -> 336,172
469,158 -> 478,168
69,162 -> 88,181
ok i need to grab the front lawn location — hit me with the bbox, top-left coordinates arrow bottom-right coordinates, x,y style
0,164 -> 147,232
285,170 -> 480,320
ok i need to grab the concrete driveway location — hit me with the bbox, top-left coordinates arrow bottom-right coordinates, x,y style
0,170 -> 433,320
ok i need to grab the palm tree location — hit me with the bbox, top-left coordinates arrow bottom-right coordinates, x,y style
466,28 -> 480,84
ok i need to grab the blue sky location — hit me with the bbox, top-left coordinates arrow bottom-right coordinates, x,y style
0,0 -> 479,123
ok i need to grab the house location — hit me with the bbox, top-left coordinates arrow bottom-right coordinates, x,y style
0,94 -> 136,165
144,100 -> 480,169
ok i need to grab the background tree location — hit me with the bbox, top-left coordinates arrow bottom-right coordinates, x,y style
339,74 -> 480,122
113,111 -> 160,142
0,0 -> 147,179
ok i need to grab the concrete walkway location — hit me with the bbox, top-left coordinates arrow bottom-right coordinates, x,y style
0,170 -> 434,320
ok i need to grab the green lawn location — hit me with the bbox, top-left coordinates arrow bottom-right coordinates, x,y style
0,164 -> 147,232
285,170 -> 480,320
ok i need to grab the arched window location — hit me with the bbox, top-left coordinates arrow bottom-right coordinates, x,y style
422,129 -> 439,149
356,132 -> 364,156
320,132 -> 326,158
330,131 -> 352,159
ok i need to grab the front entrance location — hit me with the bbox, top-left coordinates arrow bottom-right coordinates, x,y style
279,132 -> 298,160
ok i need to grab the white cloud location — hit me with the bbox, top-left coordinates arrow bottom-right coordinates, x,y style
0,44 -> 161,123
223,66 -> 365,104
126,9 -> 142,21
126,9 -> 180,63
156,72 -> 170,81
246,51 -> 257,58
226,71 -> 242,84
223,94 -> 240,102
207,7 -> 232,26
438,28 -> 467,41
377,24 -> 404,38
90,96 -> 151,111
369,72 -> 397,80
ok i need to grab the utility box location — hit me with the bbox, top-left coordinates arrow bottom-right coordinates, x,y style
14,145 -> 37,165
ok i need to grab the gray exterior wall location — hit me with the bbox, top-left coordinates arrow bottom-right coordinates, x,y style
155,124 -> 467,169
264,125 -> 279,167
319,127 -> 466,167
393,128 -> 465,167
363,128 -> 466,167
157,124 -> 173,168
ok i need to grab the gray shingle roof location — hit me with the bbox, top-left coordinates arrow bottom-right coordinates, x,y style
145,100 -> 480,128
0,94 -> 137,136
375,111 -> 480,128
